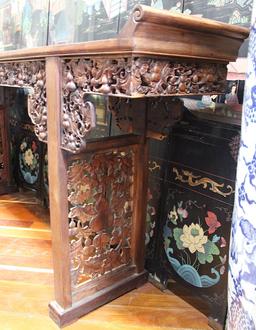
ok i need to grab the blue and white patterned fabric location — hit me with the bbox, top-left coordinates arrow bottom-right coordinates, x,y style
227,5 -> 256,329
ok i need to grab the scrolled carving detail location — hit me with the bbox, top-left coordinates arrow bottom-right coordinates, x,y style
63,57 -> 227,100
61,56 -> 227,152
62,72 -> 96,152
0,61 -> 47,142
131,58 -> 227,96
133,5 -> 144,22
63,58 -> 132,95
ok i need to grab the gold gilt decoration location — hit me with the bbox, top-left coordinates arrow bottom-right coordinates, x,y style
148,161 -> 161,172
173,167 -> 235,198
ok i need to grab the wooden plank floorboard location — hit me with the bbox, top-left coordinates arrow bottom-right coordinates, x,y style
0,193 -> 210,330
0,267 -> 53,285
0,219 -> 34,227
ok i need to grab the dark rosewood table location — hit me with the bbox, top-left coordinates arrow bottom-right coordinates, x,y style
0,5 -> 248,327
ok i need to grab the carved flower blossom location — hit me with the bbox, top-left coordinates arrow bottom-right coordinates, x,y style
69,182 -> 93,205
24,149 -> 34,167
180,223 -> 208,254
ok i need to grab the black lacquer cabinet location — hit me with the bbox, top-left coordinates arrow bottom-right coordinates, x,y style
8,88 -> 48,205
146,109 -> 240,326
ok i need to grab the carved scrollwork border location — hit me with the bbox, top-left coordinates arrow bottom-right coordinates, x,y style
0,56 -> 228,153
62,56 -> 227,152
63,57 -> 227,98
62,62 -> 97,153
0,61 -> 47,142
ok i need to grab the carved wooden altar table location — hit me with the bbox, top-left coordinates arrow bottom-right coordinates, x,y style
0,5 -> 248,327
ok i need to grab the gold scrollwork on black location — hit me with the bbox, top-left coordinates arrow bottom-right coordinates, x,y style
149,161 -> 161,172
173,167 -> 235,198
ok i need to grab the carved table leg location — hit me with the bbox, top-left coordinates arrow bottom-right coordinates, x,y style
48,136 -> 148,327
46,57 -> 149,326
46,57 -> 72,324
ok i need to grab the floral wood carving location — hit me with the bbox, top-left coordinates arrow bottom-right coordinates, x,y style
61,57 -> 226,152
132,58 -> 227,96
63,57 -> 227,99
62,91 -> 96,153
173,167 -> 235,198
0,61 -> 47,142
67,149 -> 133,287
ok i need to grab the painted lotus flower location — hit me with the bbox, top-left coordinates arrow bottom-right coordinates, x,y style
164,199 -> 226,288
24,148 -> 34,167
180,223 -> 208,254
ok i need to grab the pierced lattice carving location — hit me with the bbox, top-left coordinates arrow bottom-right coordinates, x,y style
62,83 -> 96,153
0,61 -> 47,142
63,57 -> 227,98
61,57 -> 226,152
67,149 -> 133,287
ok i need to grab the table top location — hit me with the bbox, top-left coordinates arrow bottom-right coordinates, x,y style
0,5 -> 249,63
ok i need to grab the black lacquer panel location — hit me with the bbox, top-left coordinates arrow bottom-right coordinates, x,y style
146,109 -> 240,326
7,87 -> 48,202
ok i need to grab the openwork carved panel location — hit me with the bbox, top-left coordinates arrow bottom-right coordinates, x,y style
63,57 -> 227,97
0,61 -> 47,142
67,149 -> 133,287
62,94 -> 96,153
62,57 -> 226,152
131,58 -> 227,96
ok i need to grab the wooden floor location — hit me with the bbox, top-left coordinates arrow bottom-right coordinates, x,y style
0,192 -> 210,330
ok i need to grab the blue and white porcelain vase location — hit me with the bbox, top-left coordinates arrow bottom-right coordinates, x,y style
227,4 -> 256,329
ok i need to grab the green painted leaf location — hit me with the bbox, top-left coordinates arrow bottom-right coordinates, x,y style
198,252 -> 206,264
198,240 -> 220,264
173,228 -> 184,250
212,234 -> 220,243
206,254 -> 213,263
